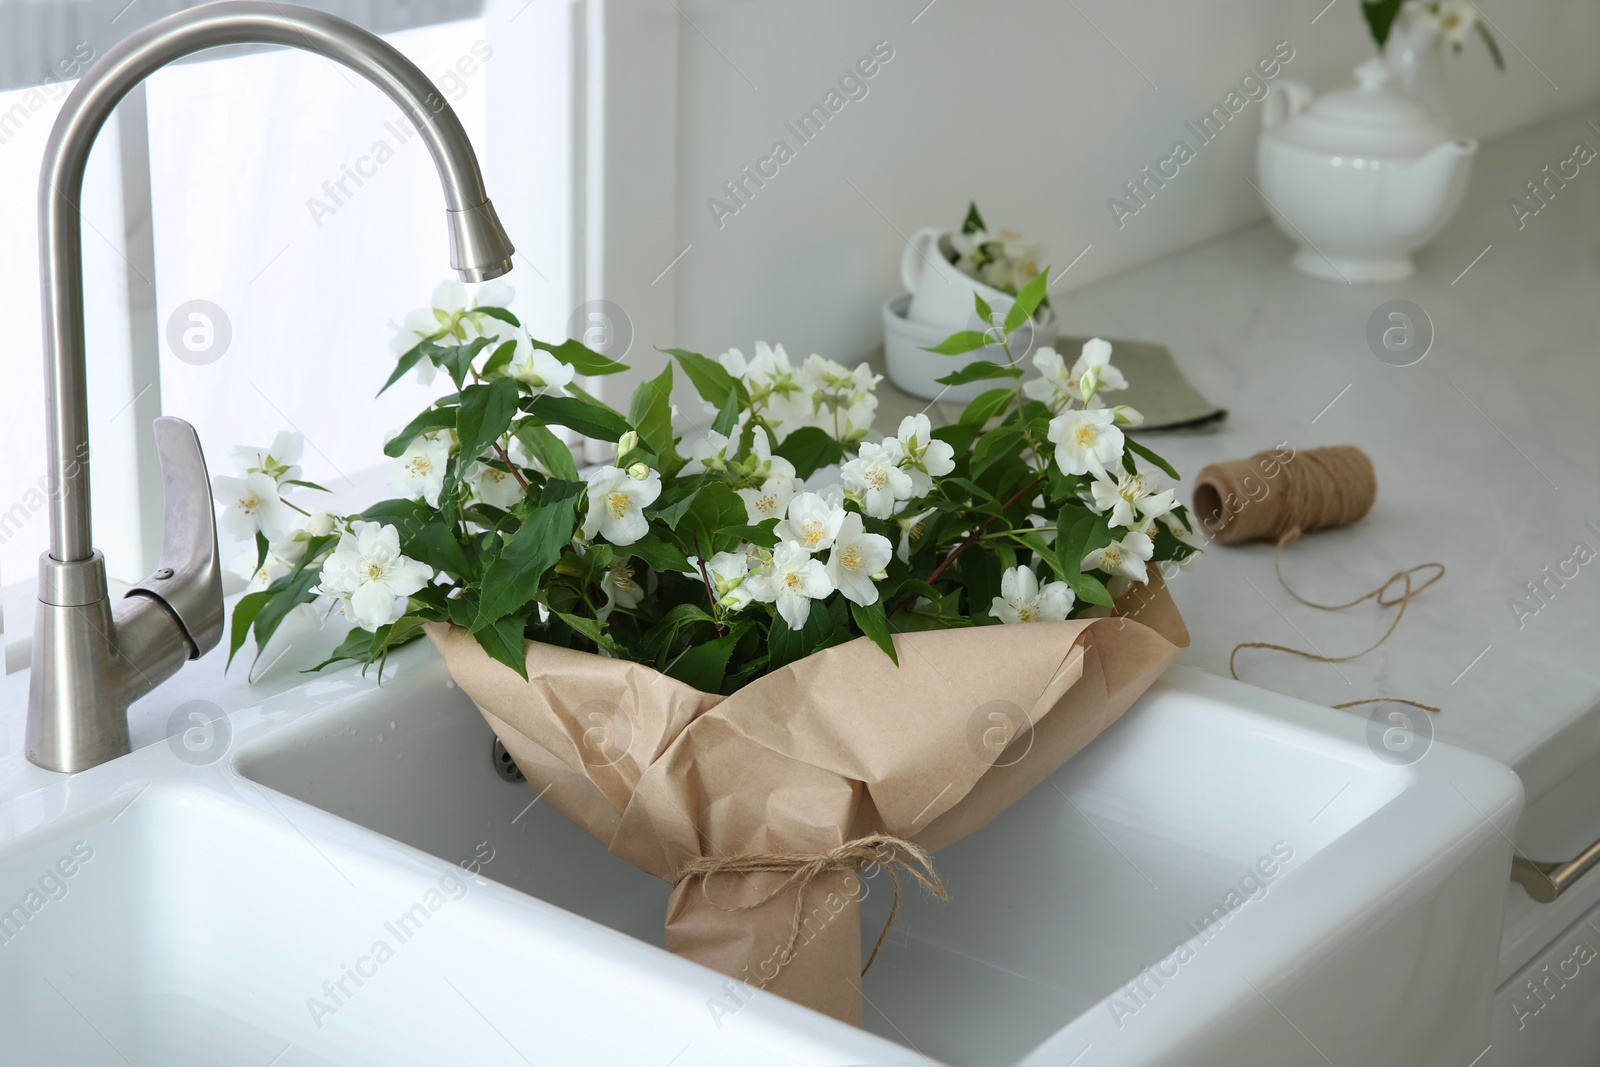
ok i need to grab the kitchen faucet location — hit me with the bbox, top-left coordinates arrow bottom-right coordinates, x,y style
27,1 -> 514,772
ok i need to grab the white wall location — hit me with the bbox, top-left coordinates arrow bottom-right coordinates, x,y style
592,0 -> 1600,392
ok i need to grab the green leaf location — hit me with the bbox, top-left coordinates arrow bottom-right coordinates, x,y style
251,566 -> 322,668
456,377 -> 521,467
254,531 -> 269,572
666,348 -> 748,409
1068,570 -> 1114,608
1360,0 -> 1405,47
850,599 -> 899,665
472,613 -> 530,679
924,331 -> 992,356
1003,267 -> 1051,333
513,420 -> 579,481
476,306 -> 521,328
379,340 -> 428,396
972,290 -> 995,328
1475,21 -> 1505,70
767,599 -> 834,672
1125,437 -> 1180,481
524,394 -> 631,441
935,361 -> 1022,387
541,338 -> 629,376
677,482 -> 748,552
481,339 -> 518,378
529,337 -> 629,376
474,495 -> 578,626
628,364 -> 677,460
662,631 -> 740,692
384,406 -> 457,458
773,426 -> 844,480
626,533 -> 693,574
711,389 -> 742,438
554,611 -> 628,656
437,337 -> 497,389
960,387 -> 1016,427
961,201 -> 986,235
227,590 -> 274,669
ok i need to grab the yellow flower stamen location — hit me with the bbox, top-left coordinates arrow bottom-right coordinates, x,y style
606,492 -> 632,519
1073,425 -> 1098,448
840,546 -> 865,572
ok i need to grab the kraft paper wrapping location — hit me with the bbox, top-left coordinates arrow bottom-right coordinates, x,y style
427,570 -> 1188,1024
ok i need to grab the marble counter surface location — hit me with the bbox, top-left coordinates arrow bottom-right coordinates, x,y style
1025,96 -> 1600,805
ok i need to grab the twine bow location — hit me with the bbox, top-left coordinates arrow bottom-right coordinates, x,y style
675,834 -> 948,976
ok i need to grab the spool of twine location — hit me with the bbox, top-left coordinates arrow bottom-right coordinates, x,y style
1192,445 -> 1376,545
675,834 -> 948,977
1193,444 -> 1445,716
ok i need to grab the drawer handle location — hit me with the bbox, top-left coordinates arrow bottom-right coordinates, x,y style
1512,837 -> 1600,902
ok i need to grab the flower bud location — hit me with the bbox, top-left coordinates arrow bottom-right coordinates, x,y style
627,462 -> 653,481
615,430 -> 639,456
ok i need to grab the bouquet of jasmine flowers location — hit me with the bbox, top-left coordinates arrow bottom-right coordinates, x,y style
947,201 -> 1048,297
228,269 -> 1195,1024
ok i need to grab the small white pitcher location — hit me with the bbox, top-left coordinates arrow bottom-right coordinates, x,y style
900,227 -> 1013,329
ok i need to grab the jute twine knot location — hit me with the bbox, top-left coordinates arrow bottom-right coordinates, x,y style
1195,445 -> 1446,716
675,834 -> 948,976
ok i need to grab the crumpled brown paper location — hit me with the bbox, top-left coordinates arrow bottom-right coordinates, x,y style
427,569 -> 1188,1024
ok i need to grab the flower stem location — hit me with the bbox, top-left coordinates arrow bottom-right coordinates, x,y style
691,533 -> 727,637
888,475 -> 1043,617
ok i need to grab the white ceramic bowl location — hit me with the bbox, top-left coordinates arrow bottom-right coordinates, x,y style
882,292 -> 1055,403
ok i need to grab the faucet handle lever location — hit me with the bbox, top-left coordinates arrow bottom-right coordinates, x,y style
127,416 -> 224,658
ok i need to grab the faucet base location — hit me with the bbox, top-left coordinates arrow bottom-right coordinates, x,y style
26,552 -> 191,773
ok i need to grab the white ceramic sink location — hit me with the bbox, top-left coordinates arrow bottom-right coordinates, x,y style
233,644 -> 1524,1066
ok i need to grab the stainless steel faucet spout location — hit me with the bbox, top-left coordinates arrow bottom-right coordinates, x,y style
27,1 -> 514,772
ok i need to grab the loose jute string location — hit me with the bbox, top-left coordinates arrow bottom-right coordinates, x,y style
675,834 -> 948,976
1194,446 -> 1445,715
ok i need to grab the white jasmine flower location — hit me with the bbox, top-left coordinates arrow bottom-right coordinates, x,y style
896,506 -> 936,563
1047,408 -> 1124,478
582,464 -> 661,546
736,427 -> 798,524
684,429 -> 735,474
738,479 -> 797,525
302,511 -> 337,537
1023,347 -> 1077,413
389,432 -> 452,508
1082,529 -> 1155,583
896,413 -> 956,495
598,559 -> 645,621
503,341 -> 576,396
227,544 -> 293,592
989,565 -> 1074,624
774,492 -> 846,553
1161,511 -> 1207,554
745,541 -> 832,630
213,472 -> 295,543
841,439 -> 915,519
314,521 -> 434,631
231,431 -> 304,486
1090,471 -> 1177,529
388,280 -> 517,387
1438,0 -> 1476,45
825,512 -> 892,606
468,458 -> 523,510
686,550 -> 756,610
1073,338 -> 1127,397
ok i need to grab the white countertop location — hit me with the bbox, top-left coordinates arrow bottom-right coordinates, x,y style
1039,97 -> 1600,806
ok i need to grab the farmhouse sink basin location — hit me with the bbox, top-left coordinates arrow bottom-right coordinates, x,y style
236,644 -> 1524,1066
